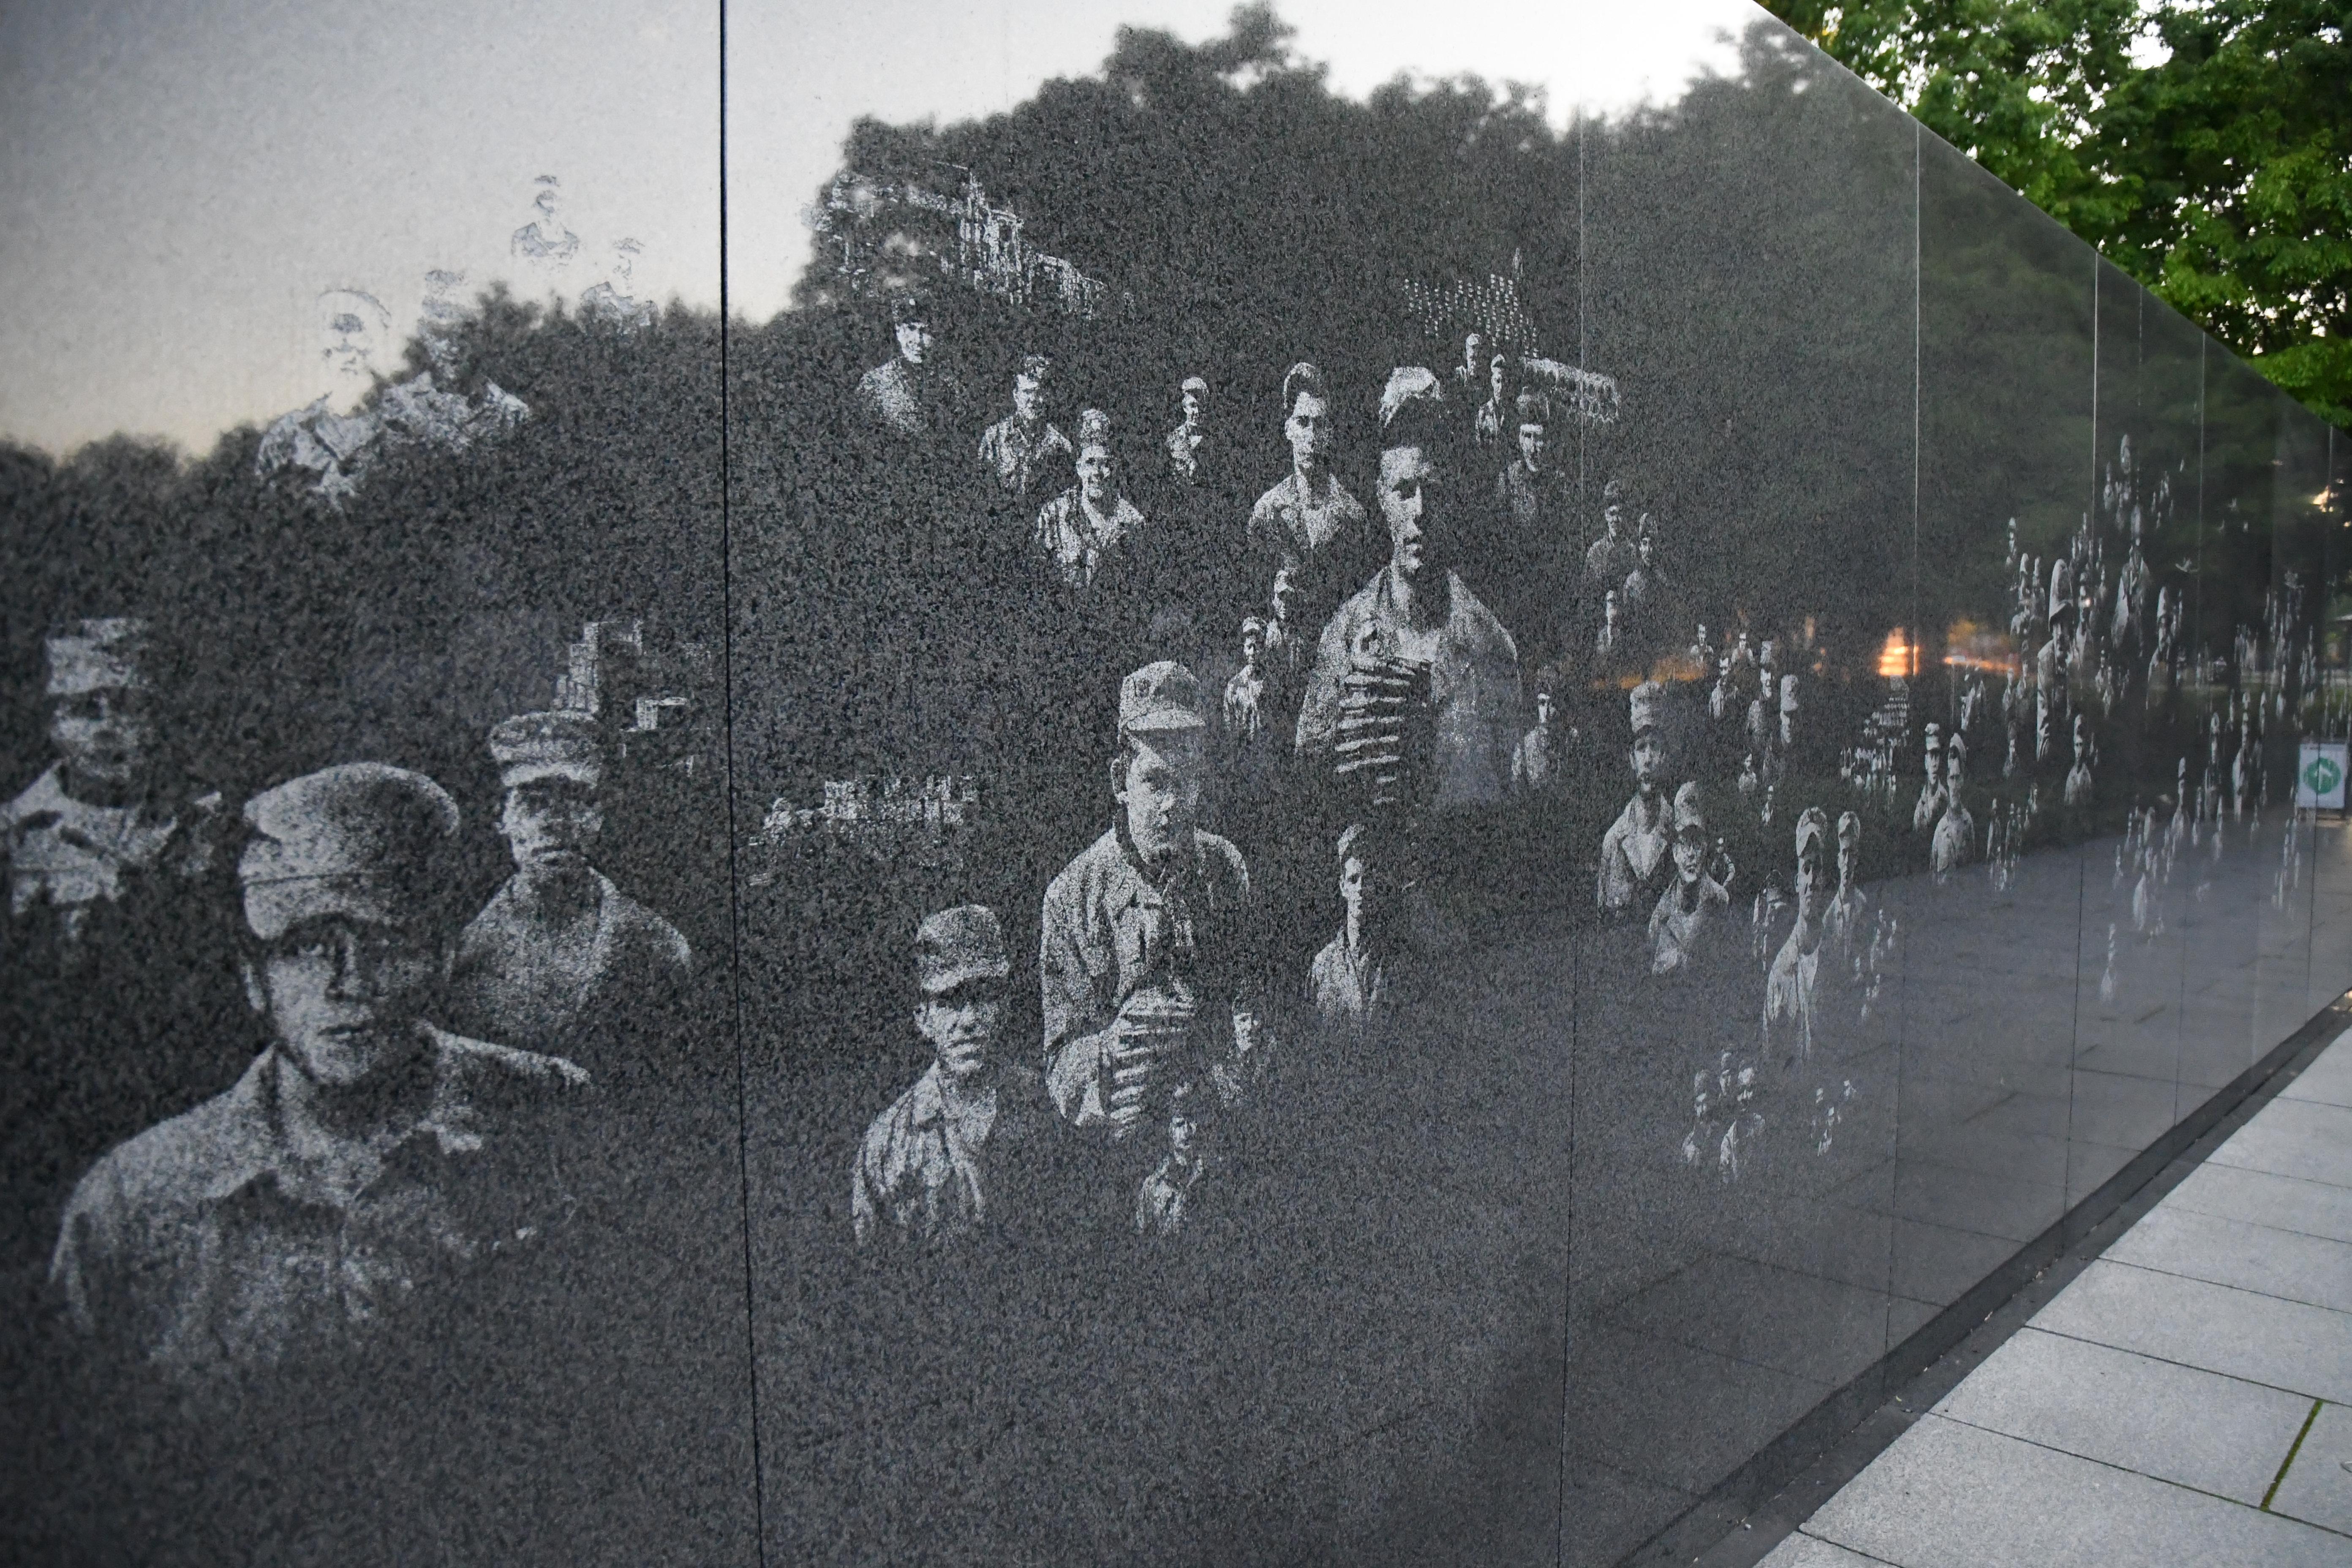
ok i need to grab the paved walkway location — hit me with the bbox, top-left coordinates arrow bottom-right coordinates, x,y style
1759,1029 -> 2352,1567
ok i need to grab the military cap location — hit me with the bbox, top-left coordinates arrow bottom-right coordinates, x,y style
1514,389 -> 1550,428
46,618 -> 149,696
890,291 -> 930,325
915,904 -> 1010,995
1629,680 -> 1664,738
1336,820 -> 1369,867
1280,362 -> 1327,414
1602,477 -> 1625,502
1836,810 -> 1862,845
1239,615 -> 1267,641
488,710 -> 602,790
1180,374 -> 1208,397
1794,804 -> 1831,860
1378,365 -> 1447,453
1922,721 -> 1943,753
1016,353 -> 1053,383
1119,660 -> 1207,737
1945,732 -> 1968,769
1076,406 -> 1113,451
1672,780 -> 1707,837
238,763 -> 461,940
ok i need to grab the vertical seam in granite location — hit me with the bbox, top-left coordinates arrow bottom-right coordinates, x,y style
2261,1398 -> 2324,1511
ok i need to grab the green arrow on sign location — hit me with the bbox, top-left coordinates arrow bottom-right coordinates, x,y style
2305,756 -> 2342,796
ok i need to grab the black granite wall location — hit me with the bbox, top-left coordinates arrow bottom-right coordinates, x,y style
3,9 -> 2347,1567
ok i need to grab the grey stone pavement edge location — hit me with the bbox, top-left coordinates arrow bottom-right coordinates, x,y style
1741,1028 -> 2352,1567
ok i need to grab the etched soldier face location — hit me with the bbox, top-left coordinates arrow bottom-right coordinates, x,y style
1378,444 -> 1446,579
245,917 -> 446,1089
1535,692 -> 1553,727
1838,838 -> 1857,890
1795,844 -> 1827,923
1462,333 -> 1482,373
1077,444 -> 1113,505
1270,569 -> 1295,623
1181,386 -> 1203,425
916,976 -> 1002,1084
1604,498 -> 1624,535
1169,1100 -> 1200,1162
1012,372 -> 1043,419
52,685 -> 155,790
1518,422 -> 1546,470
1639,533 -> 1655,566
1242,628 -> 1263,666
1116,731 -> 1204,862
1284,390 -> 1329,470
1489,361 -> 1505,402
1339,850 -> 1367,916
502,778 -> 602,878
1603,590 -> 1621,628
1673,828 -> 1704,884
1631,731 -> 1664,794
895,319 -> 931,365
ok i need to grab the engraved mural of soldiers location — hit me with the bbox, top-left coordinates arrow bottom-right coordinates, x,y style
1310,821 -> 1395,1034
857,292 -> 963,439
852,904 -> 1052,1252
1449,331 -> 1486,401
1911,722 -> 1946,833
1294,368 -> 1521,812
1247,362 -> 1374,633
1512,687 -> 1562,796
2036,617 -> 2069,762
509,174 -> 581,266
1470,355 -> 1509,449
1041,662 -> 1260,1144
1822,811 -> 1871,972
1763,806 -> 1832,1064
579,238 -> 655,330
1650,782 -> 1734,977
977,352 -> 1072,502
50,765 -> 589,1383
1932,734 -> 1978,881
443,713 -> 692,1079
1599,681 -> 1673,919
2064,712 -> 2096,808
1032,420 -> 1144,592
1164,374 -> 1211,486
3,620 -> 237,1269
1134,1080 -> 1214,1239
1584,479 -> 1639,589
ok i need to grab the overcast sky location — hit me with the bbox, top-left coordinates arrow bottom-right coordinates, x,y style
0,0 -> 1763,457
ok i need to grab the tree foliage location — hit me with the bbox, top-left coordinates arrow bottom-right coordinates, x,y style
1764,0 -> 2352,426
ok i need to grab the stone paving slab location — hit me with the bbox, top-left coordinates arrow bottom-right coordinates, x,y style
2281,1044 -> 2352,1109
2210,1098 -> 2352,1189
2105,1203 -> 2352,1313
1798,1414 -> 2347,1567
2162,1162 -> 2352,1246
2268,1399 -> 2352,1537
2030,1259 -> 2352,1404
1929,1326 -> 2310,1504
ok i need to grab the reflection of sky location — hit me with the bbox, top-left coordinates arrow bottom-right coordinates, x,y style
1,0 -> 1763,457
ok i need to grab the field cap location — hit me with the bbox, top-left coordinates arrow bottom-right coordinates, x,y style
489,710 -> 602,790
916,904 -> 1009,995
1120,661 -> 1206,737
239,763 -> 460,940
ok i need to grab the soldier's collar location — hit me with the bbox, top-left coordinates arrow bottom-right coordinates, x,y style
200,1031 -> 483,1203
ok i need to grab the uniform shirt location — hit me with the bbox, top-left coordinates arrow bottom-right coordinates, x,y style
1246,469 -> 1369,576
1931,801 -> 1977,879
1164,422 -> 1207,484
1309,927 -> 1389,1033
1040,826 -> 1254,1132
1294,566 -> 1522,812
444,871 -> 691,1072
857,357 -> 961,438
977,414 -> 1072,500
1032,488 -> 1144,591
1584,533 -> 1638,586
1649,874 -> 1731,976
1512,724 -> 1557,795
851,1063 -> 1048,1250
3,763 -> 209,936
50,1030 -> 587,1384
1135,1152 -> 1208,1237
1598,791 -> 1672,916
1764,927 -> 1821,1063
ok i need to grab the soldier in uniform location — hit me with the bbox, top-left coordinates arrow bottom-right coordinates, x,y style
852,905 -> 1052,1252
1294,367 -> 1520,813
1512,687 -> 1562,796
1599,682 -> 1673,920
1309,821 -> 1394,1036
444,712 -> 692,1083
4,619 -> 237,1274
1040,662 -> 1262,1179
1489,390 -> 1570,654
1932,735 -> 1978,882
1220,617 -> 1278,839
2065,711 -> 2096,809
1763,806 -> 1833,1066
1033,426 -> 1146,593
857,293 -> 963,439
1134,1080 -> 1215,1239
1911,722 -> 1946,834
1650,781 -> 1734,977
50,764 -> 589,1386
1164,375 -> 1211,486
1246,362 -> 1376,638
1584,479 -> 1639,591
976,353 -> 1072,503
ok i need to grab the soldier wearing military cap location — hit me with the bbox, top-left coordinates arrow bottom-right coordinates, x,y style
1032,416 -> 1146,593
1932,734 -> 1977,882
853,904 -> 1053,1252
50,764 -> 589,1384
1584,478 -> 1639,589
1246,362 -> 1376,641
443,711 -> 691,1081
1308,821 -> 1395,1035
1487,389 -> 1571,657
3,619 -> 239,1273
977,352 -> 1071,503
858,291 -> 964,438
1911,722 -> 1948,834
1764,805 -> 1834,1064
1598,682 -> 1674,919
1294,367 -> 1520,813
1040,662 -> 1262,1166
1164,374 -> 1212,487
1650,781 -> 1734,977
